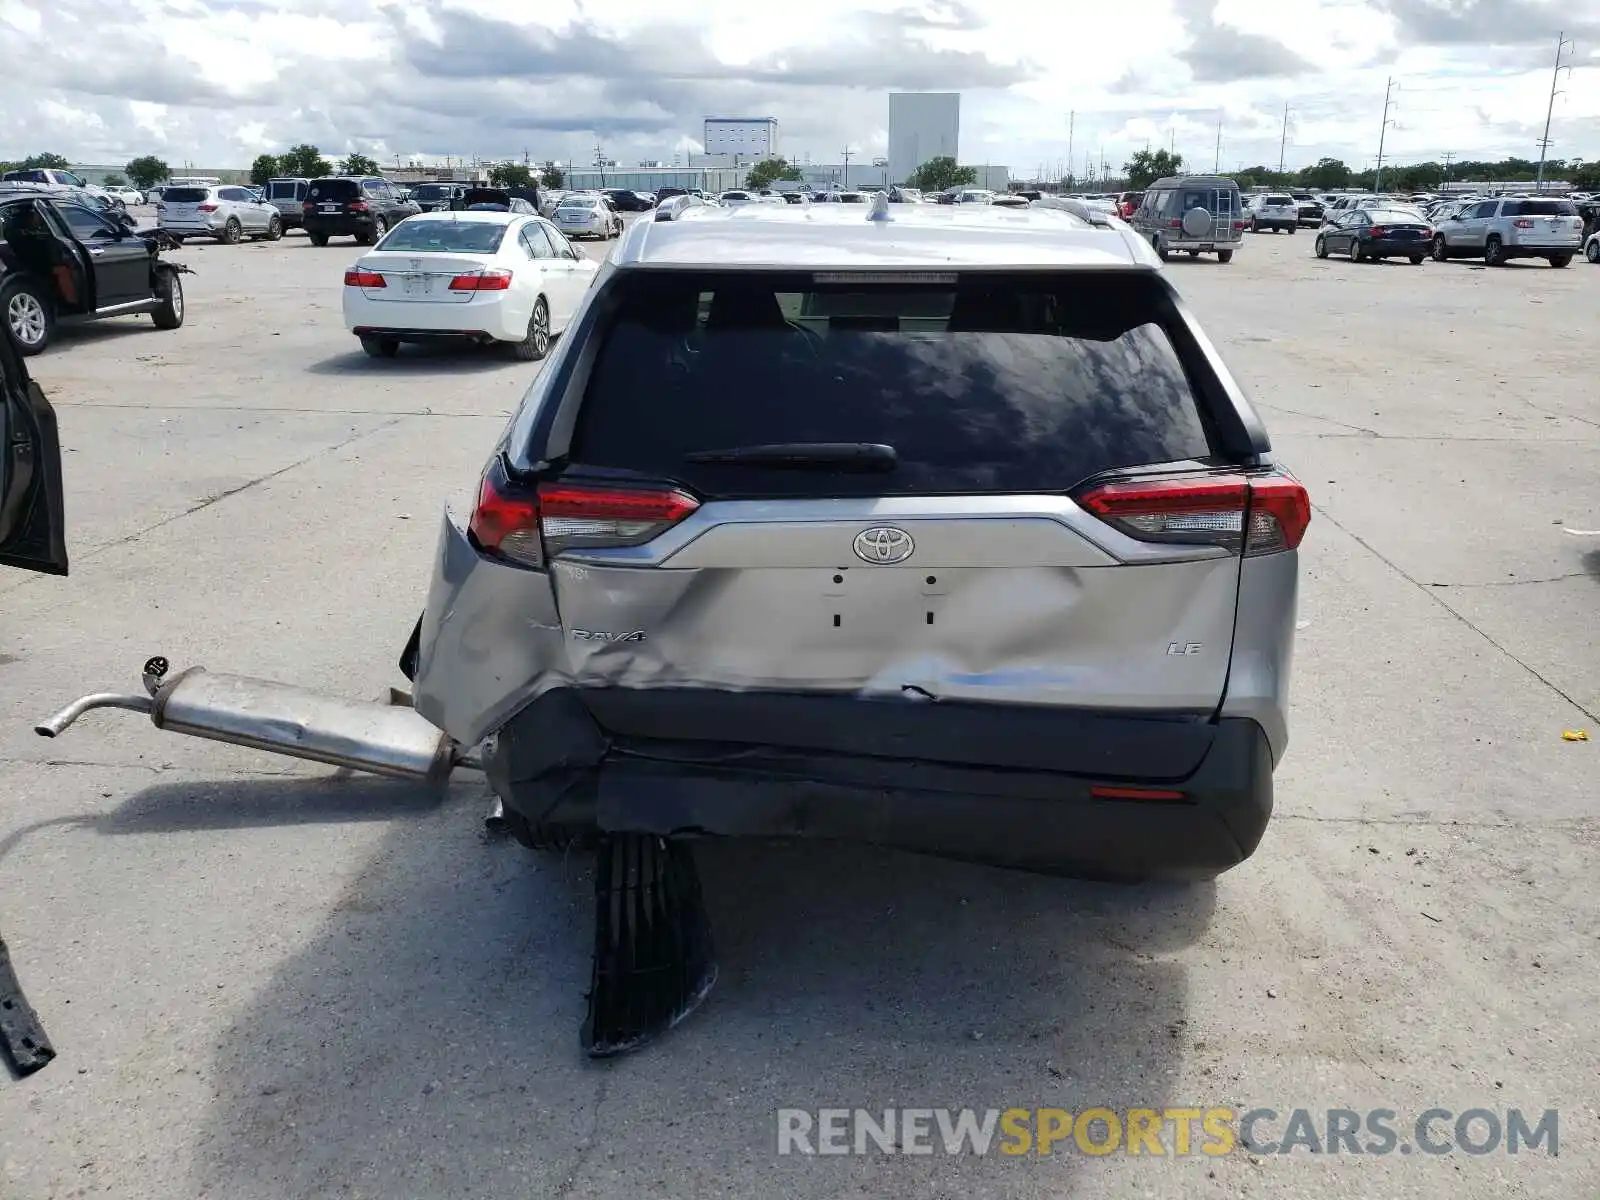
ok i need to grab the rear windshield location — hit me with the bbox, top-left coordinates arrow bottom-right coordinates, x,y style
1264,195 -> 1293,205
266,180 -> 303,199
570,272 -> 1214,498
162,187 -> 211,203
1368,210 -> 1426,223
1503,199 -> 1577,216
307,179 -> 359,201
412,184 -> 451,201
374,220 -> 508,253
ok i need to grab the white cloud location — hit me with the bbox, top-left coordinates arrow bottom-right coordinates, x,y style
0,0 -> 1595,176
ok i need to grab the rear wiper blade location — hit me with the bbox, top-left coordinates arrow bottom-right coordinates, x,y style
683,442 -> 897,471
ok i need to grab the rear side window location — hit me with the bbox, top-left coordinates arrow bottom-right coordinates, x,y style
266,180 -> 302,200
1503,199 -> 1577,216
307,179 -> 359,201
570,272 -> 1214,498
162,187 -> 210,203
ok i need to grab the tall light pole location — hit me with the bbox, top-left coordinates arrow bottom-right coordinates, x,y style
1215,112 -> 1223,173
1535,32 -> 1575,193
840,146 -> 853,188
1278,103 -> 1290,175
1373,77 -> 1397,193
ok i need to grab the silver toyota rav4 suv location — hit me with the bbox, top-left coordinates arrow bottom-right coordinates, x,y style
406,200 -> 1310,881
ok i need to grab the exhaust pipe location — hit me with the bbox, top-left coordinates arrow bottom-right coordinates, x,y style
37,657 -> 466,782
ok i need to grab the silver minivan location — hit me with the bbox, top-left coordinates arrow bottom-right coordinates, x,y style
1130,175 -> 1244,262
264,177 -> 310,230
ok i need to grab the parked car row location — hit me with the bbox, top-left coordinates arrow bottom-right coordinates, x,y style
1306,194 -> 1586,267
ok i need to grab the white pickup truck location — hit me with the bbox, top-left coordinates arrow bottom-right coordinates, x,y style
1248,193 -> 1299,234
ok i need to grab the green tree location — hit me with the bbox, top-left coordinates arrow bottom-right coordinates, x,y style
1570,160 -> 1600,191
277,144 -> 331,178
340,152 -> 380,176
906,155 -> 977,192
249,154 -> 282,186
745,157 -> 802,190
102,173 -> 127,187
124,155 -> 171,190
21,151 -> 71,170
539,163 -> 564,189
0,161 -> 15,176
1121,149 -> 1184,189
1295,157 -> 1351,191
489,162 -> 535,188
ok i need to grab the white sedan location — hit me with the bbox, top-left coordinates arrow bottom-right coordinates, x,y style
341,211 -> 598,360
105,185 -> 145,206
551,195 -> 622,240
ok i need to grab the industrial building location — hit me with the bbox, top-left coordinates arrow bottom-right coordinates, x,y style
701,117 -> 779,164
888,92 -> 959,187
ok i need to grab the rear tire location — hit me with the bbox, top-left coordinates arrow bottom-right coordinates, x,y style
265,216 -> 283,242
1586,239 -> 1600,263
1409,255 -> 1424,265
1152,235 -> 1168,261
220,217 -> 241,245
1349,239 -> 1363,263
1484,236 -> 1505,266
1548,254 -> 1571,268
1217,249 -> 1234,263
308,231 -> 329,247
1250,218 -> 1260,233
1431,234 -> 1450,261
510,297 -> 551,361
501,807 -> 597,853
1287,225 -> 1296,234
359,334 -> 398,358
151,269 -> 184,329
2,277 -> 53,356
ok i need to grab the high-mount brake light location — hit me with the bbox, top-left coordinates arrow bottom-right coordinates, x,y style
469,478 -> 700,568
1078,473 -> 1310,556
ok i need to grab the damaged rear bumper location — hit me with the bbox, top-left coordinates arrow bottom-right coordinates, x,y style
488,689 -> 1274,880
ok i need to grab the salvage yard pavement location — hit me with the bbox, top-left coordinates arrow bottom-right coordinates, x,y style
1,227 -> 1596,1197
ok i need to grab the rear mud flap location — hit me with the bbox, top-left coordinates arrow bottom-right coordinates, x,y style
582,834 -> 716,1058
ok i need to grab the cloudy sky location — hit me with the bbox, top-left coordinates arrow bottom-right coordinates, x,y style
1,0 -> 1597,177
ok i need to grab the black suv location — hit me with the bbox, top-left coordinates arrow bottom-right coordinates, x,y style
301,177 -> 419,246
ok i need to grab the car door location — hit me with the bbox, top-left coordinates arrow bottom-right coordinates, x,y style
50,202 -> 149,308
218,187 -> 261,231
1456,201 -> 1492,249
0,330 -> 68,574
546,222 -> 597,310
517,221 -> 571,325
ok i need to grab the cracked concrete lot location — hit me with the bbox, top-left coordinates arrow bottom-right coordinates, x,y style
1,225 -> 1596,1198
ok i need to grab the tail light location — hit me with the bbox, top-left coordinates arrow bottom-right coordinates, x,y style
1368,225 -> 1388,237
1076,472 -> 1310,556
1513,218 -> 1534,229
349,200 -> 369,212
469,473 -> 700,568
344,268 -> 385,287
449,269 -> 513,292
1167,219 -> 1182,229
302,201 -> 315,211
197,203 -> 218,212
1233,221 -> 1246,230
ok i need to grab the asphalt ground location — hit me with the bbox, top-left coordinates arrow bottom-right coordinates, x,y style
1,213 -> 1596,1198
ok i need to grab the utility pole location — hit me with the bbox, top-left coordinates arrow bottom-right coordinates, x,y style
1169,125 -> 1176,156
1535,31 -> 1575,193
840,146 -> 853,187
1442,150 -> 1453,188
1373,77 -> 1397,193
1278,103 -> 1290,175
1066,111 -> 1074,190
1215,113 -> 1223,173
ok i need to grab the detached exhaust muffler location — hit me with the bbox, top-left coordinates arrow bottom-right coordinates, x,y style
37,656 -> 467,782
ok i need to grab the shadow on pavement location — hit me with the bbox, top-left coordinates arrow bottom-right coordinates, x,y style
305,344 -> 524,377
123,774 -> 1212,1197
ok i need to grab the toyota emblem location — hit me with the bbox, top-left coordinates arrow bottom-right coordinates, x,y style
852,526 -> 915,565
